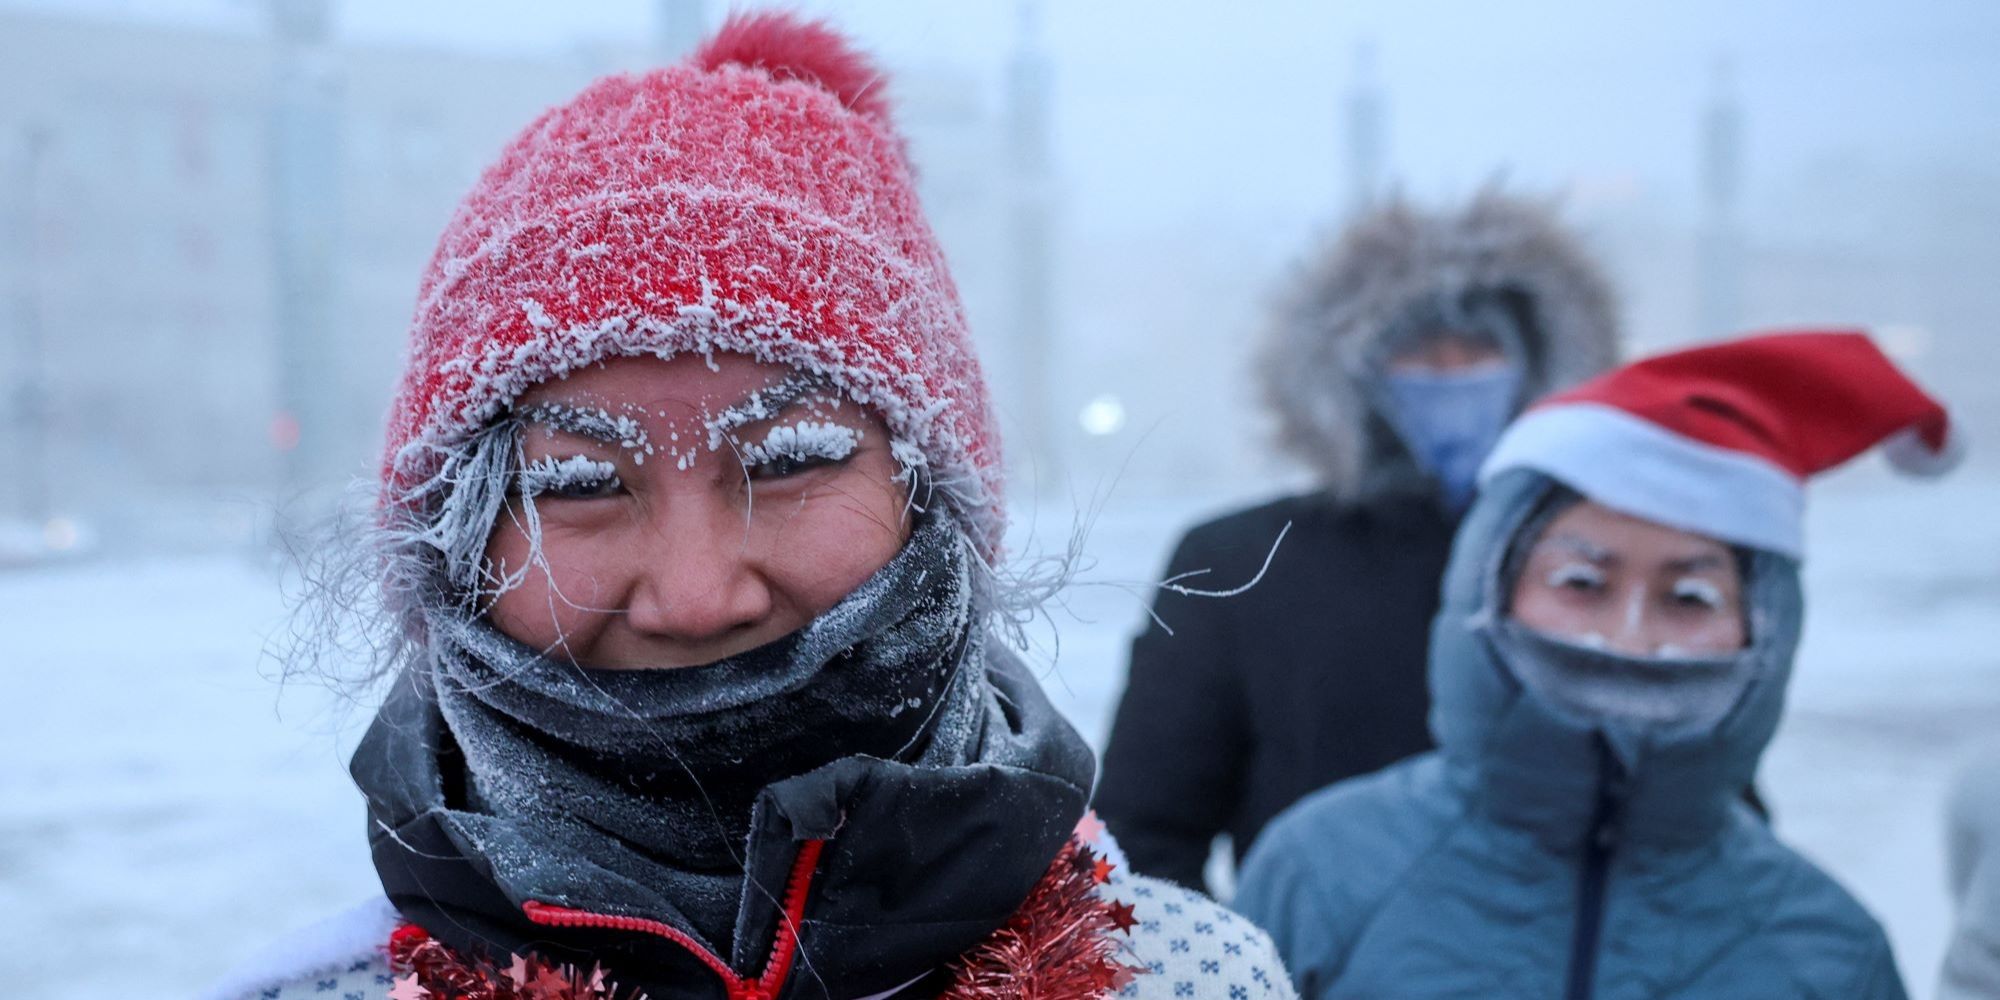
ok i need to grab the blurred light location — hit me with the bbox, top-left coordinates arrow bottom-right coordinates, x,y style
269,411 -> 302,451
1078,394 -> 1126,436
43,517 -> 79,552
1876,324 -> 1932,361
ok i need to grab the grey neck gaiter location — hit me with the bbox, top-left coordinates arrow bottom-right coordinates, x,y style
1488,619 -> 1758,735
424,512 -> 984,949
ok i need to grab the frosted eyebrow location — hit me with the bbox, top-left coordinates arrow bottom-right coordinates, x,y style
516,402 -> 633,445
704,373 -> 833,447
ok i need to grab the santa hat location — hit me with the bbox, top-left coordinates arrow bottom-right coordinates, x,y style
380,13 -> 1003,548
1479,330 -> 1961,558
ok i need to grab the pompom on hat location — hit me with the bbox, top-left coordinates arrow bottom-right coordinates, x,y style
380,12 -> 1002,548
1480,329 -> 1962,559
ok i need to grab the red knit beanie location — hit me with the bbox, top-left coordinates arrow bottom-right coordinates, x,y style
380,13 -> 1002,548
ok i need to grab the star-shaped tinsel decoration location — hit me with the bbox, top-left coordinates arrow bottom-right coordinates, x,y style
388,920 -> 636,1000
1069,846 -> 1101,877
1106,900 -> 1139,934
938,835 -> 1146,998
1075,812 -> 1108,843
1085,963 -> 1121,993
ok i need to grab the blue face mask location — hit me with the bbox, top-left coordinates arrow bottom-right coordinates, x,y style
1377,362 -> 1523,512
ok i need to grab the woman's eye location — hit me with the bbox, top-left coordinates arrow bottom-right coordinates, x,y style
736,421 -> 860,482
542,475 -> 623,499
745,451 -> 837,481
519,456 -> 623,500
1547,564 -> 1604,594
1670,578 -> 1724,610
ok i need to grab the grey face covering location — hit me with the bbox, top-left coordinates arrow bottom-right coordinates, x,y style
423,511 -> 985,949
1486,620 -> 1758,735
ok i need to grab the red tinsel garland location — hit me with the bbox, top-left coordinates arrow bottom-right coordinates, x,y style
935,837 -> 1142,1000
386,924 -> 642,1000
384,836 -> 1140,1000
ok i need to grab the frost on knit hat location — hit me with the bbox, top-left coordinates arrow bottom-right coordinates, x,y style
380,12 -> 1002,549
1480,329 -> 1962,559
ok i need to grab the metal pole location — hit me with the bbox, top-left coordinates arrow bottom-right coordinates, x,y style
1344,41 -> 1385,219
1007,0 -> 1061,493
1698,56 -> 1744,341
266,0 -> 343,495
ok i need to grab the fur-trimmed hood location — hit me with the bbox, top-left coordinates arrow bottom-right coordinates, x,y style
1257,190 -> 1621,502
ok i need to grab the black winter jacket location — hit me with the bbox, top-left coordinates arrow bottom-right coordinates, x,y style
1095,490 -> 1456,892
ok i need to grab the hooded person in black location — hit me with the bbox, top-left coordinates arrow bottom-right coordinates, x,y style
1095,192 -> 1621,892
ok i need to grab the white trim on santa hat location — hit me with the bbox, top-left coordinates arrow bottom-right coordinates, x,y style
1479,402 -> 1808,558
1882,423 -> 1966,477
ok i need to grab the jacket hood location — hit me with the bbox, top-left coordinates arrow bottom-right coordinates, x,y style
1258,191 -> 1621,502
1425,469 -> 1803,851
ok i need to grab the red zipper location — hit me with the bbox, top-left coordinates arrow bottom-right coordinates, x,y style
523,838 -> 828,1000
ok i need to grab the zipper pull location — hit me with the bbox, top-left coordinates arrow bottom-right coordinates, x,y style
1592,813 -> 1621,851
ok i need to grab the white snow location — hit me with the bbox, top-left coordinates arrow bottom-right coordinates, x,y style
0,465 -> 1992,999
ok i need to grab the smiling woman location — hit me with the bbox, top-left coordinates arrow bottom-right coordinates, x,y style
223,10 -> 1292,1000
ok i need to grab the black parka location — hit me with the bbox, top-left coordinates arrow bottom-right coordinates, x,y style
1095,490 -> 1456,890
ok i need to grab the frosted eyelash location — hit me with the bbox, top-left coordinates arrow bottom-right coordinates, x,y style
518,455 -> 618,495
1672,578 -> 1725,608
702,375 -> 827,450
735,421 -> 860,467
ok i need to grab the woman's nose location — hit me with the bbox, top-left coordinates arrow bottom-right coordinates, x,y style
1603,588 -> 1658,657
621,499 -> 775,644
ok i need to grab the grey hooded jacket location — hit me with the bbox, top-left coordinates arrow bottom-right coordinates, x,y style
1234,471 -> 1906,1000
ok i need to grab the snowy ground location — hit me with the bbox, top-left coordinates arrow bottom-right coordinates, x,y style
2,468 -> 1994,999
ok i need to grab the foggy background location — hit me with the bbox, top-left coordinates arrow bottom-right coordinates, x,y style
1,1 -> 1995,997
